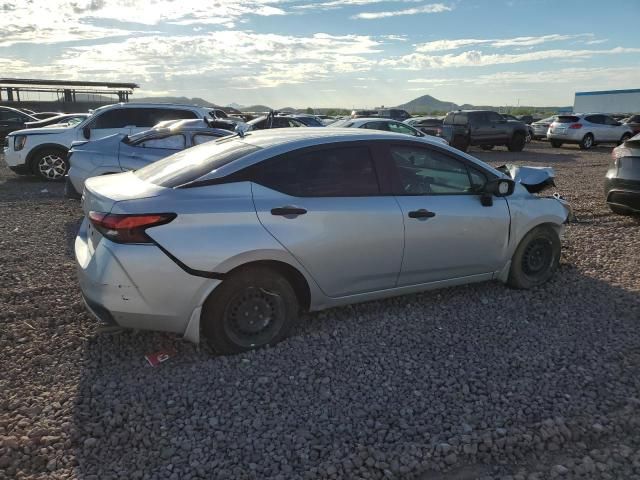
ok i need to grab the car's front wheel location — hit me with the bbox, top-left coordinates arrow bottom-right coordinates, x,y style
202,266 -> 299,355
32,148 -> 69,181
508,225 -> 560,289
618,132 -> 632,145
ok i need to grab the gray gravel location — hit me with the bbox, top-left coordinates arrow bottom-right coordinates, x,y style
1,142 -> 640,480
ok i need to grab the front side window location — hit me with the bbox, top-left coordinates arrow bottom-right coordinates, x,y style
388,122 -> 419,136
0,110 -> 28,122
486,112 -> 504,123
92,109 -> 135,129
251,146 -> 380,197
138,134 -> 185,149
389,145 -> 475,195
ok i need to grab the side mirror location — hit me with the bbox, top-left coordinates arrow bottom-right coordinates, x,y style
480,178 -> 515,206
82,126 -> 91,139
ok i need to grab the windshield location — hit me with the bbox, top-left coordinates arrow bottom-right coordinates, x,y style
134,137 -> 260,187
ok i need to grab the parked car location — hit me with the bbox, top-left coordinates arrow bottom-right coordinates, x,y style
31,112 -> 63,120
288,115 -> 325,127
330,117 -> 447,145
0,106 -> 37,143
531,116 -> 556,140
441,110 -> 529,152
605,133 -> 640,215
246,115 -> 306,130
25,113 -> 89,129
377,108 -> 411,121
3,103 -> 217,180
66,119 -> 233,198
351,109 -> 378,118
502,114 -> 534,143
622,114 -> 640,135
75,128 -> 570,354
547,114 -> 634,150
404,117 -> 444,137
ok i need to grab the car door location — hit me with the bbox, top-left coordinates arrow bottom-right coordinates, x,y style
603,115 -> 624,142
386,143 -> 510,285
250,143 -> 405,297
584,115 -> 606,142
119,134 -> 186,171
486,111 -> 509,143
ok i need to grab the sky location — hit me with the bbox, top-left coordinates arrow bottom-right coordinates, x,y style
2,0 -> 640,108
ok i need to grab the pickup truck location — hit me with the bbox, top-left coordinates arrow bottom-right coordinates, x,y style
441,110 -> 529,152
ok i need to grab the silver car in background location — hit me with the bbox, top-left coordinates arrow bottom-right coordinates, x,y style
330,117 -> 448,145
531,116 -> 555,140
548,113 -> 634,149
66,119 -> 234,197
75,129 -> 571,355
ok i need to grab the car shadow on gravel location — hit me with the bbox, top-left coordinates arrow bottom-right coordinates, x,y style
65,217 -> 84,259
64,265 -> 640,480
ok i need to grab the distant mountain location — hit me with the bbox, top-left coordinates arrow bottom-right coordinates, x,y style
241,105 -> 272,113
396,94 -> 459,114
227,102 -> 244,110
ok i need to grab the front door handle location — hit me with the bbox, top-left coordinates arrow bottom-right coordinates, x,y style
408,209 -> 436,219
271,206 -> 307,216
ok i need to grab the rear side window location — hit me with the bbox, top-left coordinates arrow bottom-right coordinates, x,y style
138,134 -> 185,150
388,122 -> 419,136
251,146 -> 380,197
585,115 -> 604,125
193,133 -> 223,145
555,116 -> 580,123
93,109 -> 136,128
135,139 -> 260,187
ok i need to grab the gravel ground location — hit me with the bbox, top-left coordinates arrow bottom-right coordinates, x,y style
1,142 -> 639,480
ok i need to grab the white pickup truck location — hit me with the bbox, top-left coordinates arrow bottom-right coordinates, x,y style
3,103 -> 217,180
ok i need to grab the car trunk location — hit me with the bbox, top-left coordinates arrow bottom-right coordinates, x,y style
81,171 -> 166,216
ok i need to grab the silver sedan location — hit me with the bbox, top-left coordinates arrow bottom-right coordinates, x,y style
75,129 -> 571,354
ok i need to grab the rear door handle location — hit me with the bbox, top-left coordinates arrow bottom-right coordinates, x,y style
271,206 -> 307,216
408,209 -> 436,219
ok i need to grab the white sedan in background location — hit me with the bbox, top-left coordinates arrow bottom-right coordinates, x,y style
329,118 -> 448,145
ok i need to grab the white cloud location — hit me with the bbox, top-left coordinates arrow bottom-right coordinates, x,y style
382,46 -> 640,69
353,3 -> 452,19
0,0 -> 288,46
293,0 -> 422,10
415,34 -> 596,52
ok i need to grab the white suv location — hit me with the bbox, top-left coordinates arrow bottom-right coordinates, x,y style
3,103 -> 216,180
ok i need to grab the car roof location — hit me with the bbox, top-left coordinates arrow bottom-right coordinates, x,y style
92,102 -> 212,114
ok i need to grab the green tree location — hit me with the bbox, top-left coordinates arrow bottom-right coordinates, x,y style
305,107 -> 314,114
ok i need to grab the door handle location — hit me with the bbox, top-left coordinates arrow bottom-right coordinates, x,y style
408,209 -> 436,219
271,206 -> 307,216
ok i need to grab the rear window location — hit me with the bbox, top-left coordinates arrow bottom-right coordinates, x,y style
134,138 -> 260,187
555,116 -> 579,123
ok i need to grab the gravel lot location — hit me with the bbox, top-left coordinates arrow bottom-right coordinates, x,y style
1,142 -> 639,480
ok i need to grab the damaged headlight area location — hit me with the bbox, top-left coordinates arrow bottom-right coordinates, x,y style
497,164 -> 556,193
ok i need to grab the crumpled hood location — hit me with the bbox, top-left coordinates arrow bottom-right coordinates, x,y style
498,164 -> 556,193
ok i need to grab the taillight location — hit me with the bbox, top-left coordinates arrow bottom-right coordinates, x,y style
435,127 -> 442,136
89,211 -> 176,244
569,123 -> 582,129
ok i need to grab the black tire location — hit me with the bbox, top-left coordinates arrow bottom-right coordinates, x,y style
64,176 -> 82,200
480,145 -> 494,151
452,135 -> 469,152
507,132 -> 526,152
579,133 -> 594,150
508,225 -> 561,289
550,140 -> 563,148
31,148 -> 69,181
618,133 -> 632,145
202,266 -> 299,355
609,204 -> 632,216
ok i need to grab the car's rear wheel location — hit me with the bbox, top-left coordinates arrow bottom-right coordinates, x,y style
202,266 -> 299,355
579,133 -> 594,150
480,145 -> 494,150
452,135 -> 469,152
508,225 -> 560,289
550,140 -> 563,148
507,132 -> 526,152
609,204 -> 633,216
619,132 -> 632,145
32,148 -> 69,181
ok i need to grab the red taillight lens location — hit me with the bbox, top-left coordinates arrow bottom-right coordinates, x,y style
89,211 -> 176,243
569,123 -> 582,129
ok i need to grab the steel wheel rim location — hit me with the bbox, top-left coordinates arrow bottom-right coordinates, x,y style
38,154 -> 66,179
223,286 -> 285,348
522,238 -> 553,277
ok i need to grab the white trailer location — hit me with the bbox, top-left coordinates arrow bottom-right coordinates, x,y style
574,89 -> 640,114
